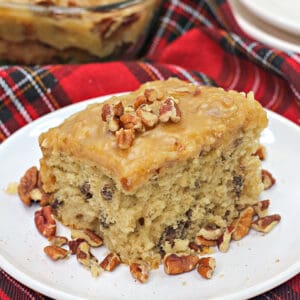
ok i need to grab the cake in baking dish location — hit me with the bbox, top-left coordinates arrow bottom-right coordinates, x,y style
39,78 -> 267,266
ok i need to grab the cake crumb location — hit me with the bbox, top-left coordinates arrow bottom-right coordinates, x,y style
182,281 -> 187,286
275,258 -> 280,263
4,182 -> 19,195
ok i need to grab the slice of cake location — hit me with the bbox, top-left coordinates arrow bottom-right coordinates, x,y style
39,78 -> 267,266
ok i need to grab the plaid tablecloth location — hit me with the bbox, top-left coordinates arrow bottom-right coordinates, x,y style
0,0 -> 299,299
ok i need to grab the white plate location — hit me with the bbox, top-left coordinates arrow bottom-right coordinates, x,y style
229,0 -> 300,53
0,94 -> 300,300
240,0 -> 300,36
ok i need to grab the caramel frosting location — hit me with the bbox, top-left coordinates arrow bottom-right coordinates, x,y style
39,78 -> 267,193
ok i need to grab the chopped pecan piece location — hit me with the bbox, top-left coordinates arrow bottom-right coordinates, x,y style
44,245 -> 69,260
159,97 -> 181,123
198,227 -> 223,240
34,206 -> 56,238
217,226 -> 234,253
71,229 -> 103,247
251,214 -> 281,233
48,236 -> 68,247
101,103 -> 112,122
108,116 -> 120,132
68,238 -> 85,254
100,253 -> 121,271
18,166 -> 39,206
136,105 -> 159,128
120,113 -> 144,132
262,170 -> 276,190
130,263 -> 150,283
144,87 -> 163,102
195,236 -> 217,247
254,145 -> 266,160
113,101 -> 124,117
197,257 -> 216,279
134,95 -> 147,110
253,199 -> 270,218
163,254 -> 199,275
231,206 -> 254,241
116,128 -> 135,149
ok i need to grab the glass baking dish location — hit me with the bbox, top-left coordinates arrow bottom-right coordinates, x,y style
0,0 -> 161,64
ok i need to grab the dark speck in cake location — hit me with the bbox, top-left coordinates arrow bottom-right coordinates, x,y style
101,184 -> 115,200
51,199 -> 64,210
80,182 -> 93,200
138,217 -> 145,226
233,175 -> 243,197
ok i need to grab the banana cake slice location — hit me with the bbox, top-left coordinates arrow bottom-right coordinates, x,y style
39,78 -> 267,266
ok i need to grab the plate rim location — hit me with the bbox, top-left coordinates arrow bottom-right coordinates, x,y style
0,93 -> 300,300
240,0 -> 300,36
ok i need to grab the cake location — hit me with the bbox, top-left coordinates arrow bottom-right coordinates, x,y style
38,78 -> 268,266
0,0 -> 159,64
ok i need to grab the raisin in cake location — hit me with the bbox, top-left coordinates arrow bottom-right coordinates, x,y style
39,78 -> 267,266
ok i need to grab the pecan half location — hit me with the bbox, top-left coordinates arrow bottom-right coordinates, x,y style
44,245 -> 69,260
130,263 -> 150,283
251,214 -> 281,233
197,257 -> 216,279
18,166 -> 39,206
100,253 -> 121,271
116,128 -> 135,149
231,206 -> 254,241
159,97 -> 181,123
71,229 -> 103,247
34,206 -> 56,238
163,254 -> 199,275
262,170 -> 276,190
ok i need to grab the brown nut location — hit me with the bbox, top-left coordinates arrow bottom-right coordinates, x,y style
101,103 -> 112,122
48,236 -> 68,247
116,128 -> 135,149
68,238 -> 85,254
71,229 -> 103,247
198,227 -> 223,240
113,101 -> 124,117
120,113 -> 144,131
107,116 -> 120,132
136,105 -> 159,128
197,257 -> 216,279
251,214 -> 281,233
159,97 -> 181,123
44,245 -> 69,260
231,206 -> 254,241
130,263 -> 150,283
34,206 -> 56,238
76,241 -> 102,277
163,254 -> 199,275
253,199 -> 270,218
134,95 -> 148,110
144,87 -> 163,102
254,145 -> 266,160
195,236 -> 217,247
18,166 -> 39,206
188,241 -> 202,252
100,253 -> 121,271
217,226 -> 234,253
262,169 -> 276,190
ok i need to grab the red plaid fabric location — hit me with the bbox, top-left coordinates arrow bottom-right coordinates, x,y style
0,0 -> 299,299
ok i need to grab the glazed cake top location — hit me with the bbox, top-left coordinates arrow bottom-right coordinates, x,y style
39,78 -> 267,192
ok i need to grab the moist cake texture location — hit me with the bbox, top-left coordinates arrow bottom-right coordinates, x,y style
39,78 -> 267,266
